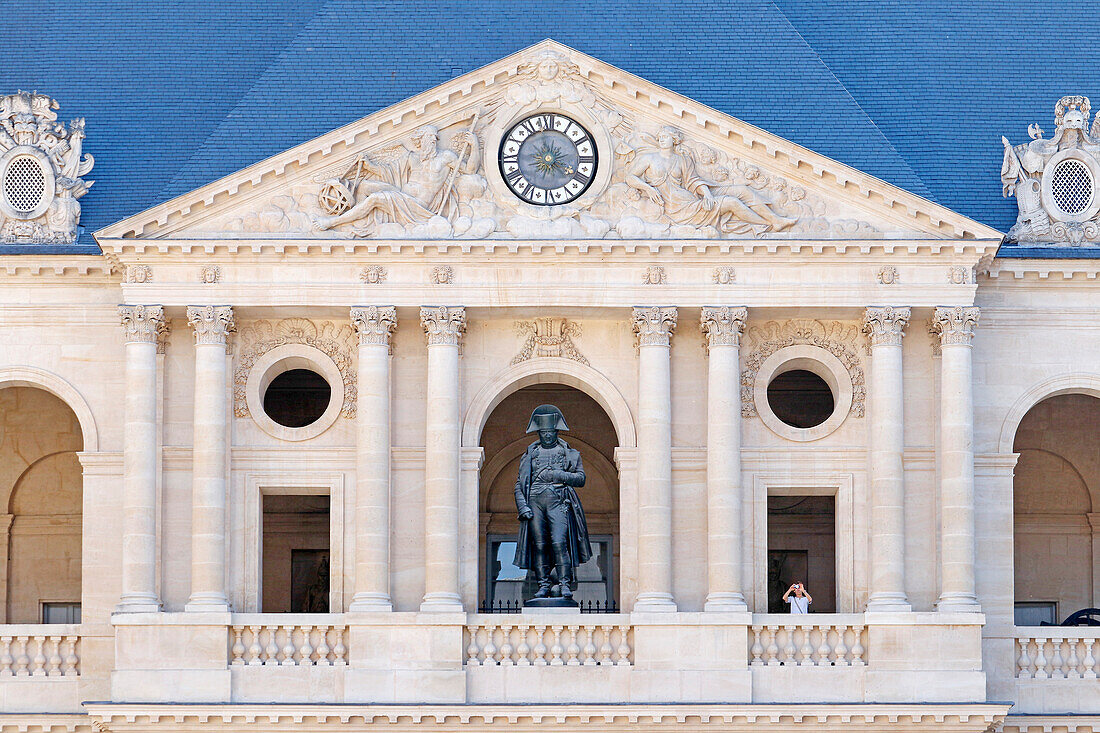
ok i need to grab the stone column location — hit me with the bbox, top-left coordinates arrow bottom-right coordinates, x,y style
185,305 -> 235,612
419,306 -> 466,613
632,306 -> 678,613
862,306 -> 913,612
350,306 -> 397,612
701,306 -> 748,612
930,306 -> 981,612
116,305 -> 166,613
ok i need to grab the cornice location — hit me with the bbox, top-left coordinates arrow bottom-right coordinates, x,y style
985,258 -> 1100,281
85,703 -> 1011,731
93,40 -> 1001,244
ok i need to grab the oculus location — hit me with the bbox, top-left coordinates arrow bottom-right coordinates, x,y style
499,112 -> 596,205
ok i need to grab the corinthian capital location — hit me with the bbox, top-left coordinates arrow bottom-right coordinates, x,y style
186,305 -> 235,345
351,306 -> 397,347
119,304 -> 167,344
700,306 -> 747,349
930,306 -> 980,346
632,306 -> 678,347
420,306 -> 466,346
862,306 -> 912,347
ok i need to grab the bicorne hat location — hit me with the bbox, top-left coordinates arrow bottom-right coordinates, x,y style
526,404 -> 570,433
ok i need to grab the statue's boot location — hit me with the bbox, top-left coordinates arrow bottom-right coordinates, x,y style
552,542 -> 574,601
532,547 -> 552,599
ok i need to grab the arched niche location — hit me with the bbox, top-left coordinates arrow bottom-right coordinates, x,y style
1011,392 -> 1100,625
0,367 -> 98,452
0,384 -> 84,623
475,382 -> 622,610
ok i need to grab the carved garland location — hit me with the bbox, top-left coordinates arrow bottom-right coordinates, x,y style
233,318 -> 357,419
511,318 -> 588,365
740,320 -> 866,418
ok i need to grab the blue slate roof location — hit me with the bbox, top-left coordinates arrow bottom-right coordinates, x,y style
1,0 -> 1095,255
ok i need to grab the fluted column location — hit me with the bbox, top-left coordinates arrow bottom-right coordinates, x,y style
930,306 -> 982,612
700,306 -> 748,612
116,305 -> 166,613
350,306 -> 397,612
420,306 -> 466,613
862,306 -> 913,612
185,305 -> 234,612
632,306 -> 678,613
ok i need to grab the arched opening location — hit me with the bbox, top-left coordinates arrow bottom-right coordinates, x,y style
0,386 -> 84,623
478,384 -> 620,611
1012,393 -> 1100,625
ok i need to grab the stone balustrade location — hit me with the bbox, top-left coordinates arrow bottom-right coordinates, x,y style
465,615 -> 632,666
1015,629 -> 1100,679
229,617 -> 347,666
0,626 -> 80,677
749,616 -> 867,667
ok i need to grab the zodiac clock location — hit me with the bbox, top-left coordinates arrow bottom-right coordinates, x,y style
499,113 -> 598,205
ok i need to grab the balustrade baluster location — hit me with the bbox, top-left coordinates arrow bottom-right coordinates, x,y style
781,625 -> 796,665
1050,637 -> 1065,679
749,625 -> 764,666
62,636 -> 78,676
765,625 -> 780,666
1016,638 -> 1032,678
516,624 -> 532,666
549,625 -> 564,666
815,625 -> 831,666
279,625 -> 296,666
31,636 -> 46,676
598,626 -> 614,666
14,638 -> 29,676
566,624 -> 581,666
263,626 -> 279,666
1083,638 -> 1097,679
499,624 -> 515,666
483,625 -> 499,666
230,627 -> 245,665
0,636 -> 13,677
850,625 -> 866,666
315,625 -> 331,665
1066,637 -> 1081,678
466,626 -> 481,666
833,625 -> 849,666
46,637 -> 62,676
582,626 -> 598,666
298,625 -> 315,665
1033,638 -> 1049,678
798,625 -> 814,666
532,624 -> 548,666
245,625 -> 261,665
616,624 -> 631,666
332,627 -> 347,665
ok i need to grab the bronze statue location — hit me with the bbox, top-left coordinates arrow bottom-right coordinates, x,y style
513,404 -> 591,605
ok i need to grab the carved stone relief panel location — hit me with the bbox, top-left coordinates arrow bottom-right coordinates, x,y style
233,319 -> 357,420
511,318 -> 588,365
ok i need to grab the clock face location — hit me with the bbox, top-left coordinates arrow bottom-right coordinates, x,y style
499,113 -> 598,205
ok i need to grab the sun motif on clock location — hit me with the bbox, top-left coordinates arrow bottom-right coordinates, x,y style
499,113 -> 598,205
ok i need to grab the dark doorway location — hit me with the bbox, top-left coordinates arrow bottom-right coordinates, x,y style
262,494 -> 330,612
767,495 -> 836,613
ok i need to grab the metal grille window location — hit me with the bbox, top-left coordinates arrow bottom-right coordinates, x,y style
3,156 -> 46,214
1050,158 -> 1094,215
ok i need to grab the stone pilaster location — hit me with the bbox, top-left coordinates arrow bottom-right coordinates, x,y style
419,306 -> 466,613
632,306 -> 678,613
350,306 -> 397,612
116,304 -> 167,613
863,306 -> 912,612
701,306 -> 748,612
930,306 -> 981,612
185,305 -> 234,612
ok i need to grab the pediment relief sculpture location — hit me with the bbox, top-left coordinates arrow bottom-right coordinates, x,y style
1002,95 -> 1100,244
0,91 -> 93,244
185,47 -> 913,242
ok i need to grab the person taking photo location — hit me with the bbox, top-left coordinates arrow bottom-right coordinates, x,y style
783,581 -> 812,614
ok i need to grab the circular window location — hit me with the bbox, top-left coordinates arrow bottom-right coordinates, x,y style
4,156 -> 45,214
245,344 -> 345,441
753,345 -> 854,442
766,369 -> 835,429
263,369 -> 331,428
1051,158 -> 1093,215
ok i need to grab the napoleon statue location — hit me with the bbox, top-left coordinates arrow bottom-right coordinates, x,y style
513,404 -> 592,605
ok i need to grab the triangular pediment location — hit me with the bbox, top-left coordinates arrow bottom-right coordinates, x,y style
95,41 -> 1001,244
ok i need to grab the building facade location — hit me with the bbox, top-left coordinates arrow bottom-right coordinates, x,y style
0,38 -> 1097,733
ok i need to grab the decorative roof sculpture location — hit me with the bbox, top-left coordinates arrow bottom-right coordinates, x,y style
0,91 -> 94,244
1002,95 -> 1100,245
